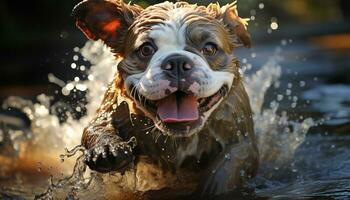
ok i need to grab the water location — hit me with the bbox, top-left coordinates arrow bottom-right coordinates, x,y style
0,39 -> 349,199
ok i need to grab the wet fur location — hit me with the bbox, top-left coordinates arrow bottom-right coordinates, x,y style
73,0 -> 258,197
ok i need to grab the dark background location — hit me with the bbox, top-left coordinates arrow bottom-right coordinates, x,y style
1,2 -> 350,198
0,0 -> 349,100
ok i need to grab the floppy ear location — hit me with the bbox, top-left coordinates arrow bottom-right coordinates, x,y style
72,0 -> 143,55
207,2 -> 251,48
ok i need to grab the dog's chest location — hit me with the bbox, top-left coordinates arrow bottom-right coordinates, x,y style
133,129 -> 222,168
112,107 -> 222,168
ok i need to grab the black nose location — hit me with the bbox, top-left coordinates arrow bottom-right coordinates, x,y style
161,54 -> 194,78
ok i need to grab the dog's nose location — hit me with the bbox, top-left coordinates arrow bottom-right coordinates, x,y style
161,54 -> 194,78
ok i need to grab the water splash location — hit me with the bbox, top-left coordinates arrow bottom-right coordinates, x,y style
0,41 -> 315,198
244,50 -> 315,165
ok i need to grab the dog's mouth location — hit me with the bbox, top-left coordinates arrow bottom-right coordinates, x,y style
129,85 -> 229,136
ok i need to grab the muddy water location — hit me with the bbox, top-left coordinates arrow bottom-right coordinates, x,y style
0,39 -> 349,199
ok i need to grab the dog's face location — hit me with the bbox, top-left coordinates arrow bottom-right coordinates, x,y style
73,0 -> 251,137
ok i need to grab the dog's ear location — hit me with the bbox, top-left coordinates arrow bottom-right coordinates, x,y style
72,0 -> 143,55
208,3 -> 251,48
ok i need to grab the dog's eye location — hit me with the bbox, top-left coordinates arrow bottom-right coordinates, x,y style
202,43 -> 218,56
139,43 -> 156,57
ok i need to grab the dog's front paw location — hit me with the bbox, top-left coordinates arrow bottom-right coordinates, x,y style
84,135 -> 136,173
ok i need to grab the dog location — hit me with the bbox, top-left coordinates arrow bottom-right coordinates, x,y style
72,0 -> 259,197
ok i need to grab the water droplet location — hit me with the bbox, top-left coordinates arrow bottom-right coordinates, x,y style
274,81 -> 280,88
60,31 -> 68,39
73,55 -> 79,61
281,39 -> 287,46
75,107 -> 81,112
224,153 -> 231,160
270,22 -> 278,30
88,75 -> 94,81
61,88 -> 70,96
293,96 -> 298,102
270,100 -> 278,109
60,155 -> 65,163
277,94 -> 284,101
240,170 -> 246,176
250,9 -> 256,16
66,83 -> 74,91
299,81 -> 306,87
71,63 -> 77,69
286,89 -> 292,96
246,63 -> 252,70
76,84 -> 87,91
258,3 -> 264,9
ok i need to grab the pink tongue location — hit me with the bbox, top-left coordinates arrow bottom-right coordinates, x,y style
157,94 -> 199,123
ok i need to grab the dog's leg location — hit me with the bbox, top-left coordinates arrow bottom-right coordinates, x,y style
82,80 -> 136,173
197,83 -> 259,196
199,141 -> 259,197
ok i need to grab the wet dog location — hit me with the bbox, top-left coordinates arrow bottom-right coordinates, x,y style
73,0 -> 259,197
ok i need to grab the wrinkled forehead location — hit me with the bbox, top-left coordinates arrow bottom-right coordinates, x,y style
130,6 -> 232,52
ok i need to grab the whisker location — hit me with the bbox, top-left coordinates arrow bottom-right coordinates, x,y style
174,137 -> 178,149
164,135 -> 169,144
155,132 -> 160,143
130,85 -> 137,101
133,84 -> 145,108
137,91 -> 143,107
150,124 -> 159,141
143,124 -> 155,131
128,85 -> 138,126
142,94 -> 147,109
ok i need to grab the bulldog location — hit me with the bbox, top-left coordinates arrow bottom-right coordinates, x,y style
72,0 -> 259,197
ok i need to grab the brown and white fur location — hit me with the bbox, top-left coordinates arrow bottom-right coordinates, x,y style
72,0 -> 259,197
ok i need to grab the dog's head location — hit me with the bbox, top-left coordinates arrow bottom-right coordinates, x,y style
73,0 -> 251,137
